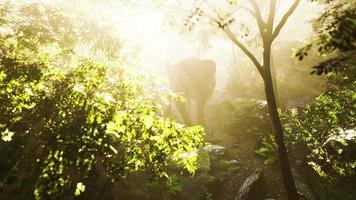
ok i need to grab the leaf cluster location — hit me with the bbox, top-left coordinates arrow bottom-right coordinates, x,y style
0,3 -> 204,199
261,61 -> 356,180
297,0 -> 356,74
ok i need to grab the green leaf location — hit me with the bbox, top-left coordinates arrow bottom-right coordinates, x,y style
1,129 -> 14,142
143,115 -> 154,129
74,182 -> 86,196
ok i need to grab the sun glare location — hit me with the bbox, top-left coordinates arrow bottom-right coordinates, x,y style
11,0 -> 323,87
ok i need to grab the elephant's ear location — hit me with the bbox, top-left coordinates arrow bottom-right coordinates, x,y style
202,60 -> 216,76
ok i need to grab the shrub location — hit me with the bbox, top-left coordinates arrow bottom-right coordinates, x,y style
258,62 -> 355,180
0,25 -> 204,200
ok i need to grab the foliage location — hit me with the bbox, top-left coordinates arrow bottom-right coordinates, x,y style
304,0 -> 355,55
255,134 -> 278,165
222,98 -> 286,165
286,64 -> 355,179
222,98 -> 291,165
0,42 -> 204,199
224,99 -> 270,136
297,0 -> 356,74
0,2 -> 122,60
254,109 -> 299,166
0,2 -> 204,199
258,61 -> 356,180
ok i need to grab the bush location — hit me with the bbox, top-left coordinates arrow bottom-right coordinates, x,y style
224,98 -> 270,136
0,20 -> 204,200
258,62 -> 356,180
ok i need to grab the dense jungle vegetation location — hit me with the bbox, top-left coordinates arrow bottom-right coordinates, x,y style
0,0 -> 355,199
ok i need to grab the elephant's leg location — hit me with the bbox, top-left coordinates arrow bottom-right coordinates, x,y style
176,100 -> 192,125
196,100 -> 206,125
197,100 -> 213,135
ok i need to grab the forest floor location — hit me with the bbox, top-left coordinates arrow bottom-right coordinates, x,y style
199,90 -> 356,200
168,90 -> 319,200
203,91 -> 288,200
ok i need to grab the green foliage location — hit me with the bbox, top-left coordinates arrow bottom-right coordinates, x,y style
298,0 -> 356,56
297,0 -> 356,74
0,2 -> 122,60
223,99 -> 288,165
0,3 -> 204,199
0,48 -> 204,199
254,109 -> 298,166
224,99 -> 270,135
258,62 -> 356,179
255,134 -> 277,165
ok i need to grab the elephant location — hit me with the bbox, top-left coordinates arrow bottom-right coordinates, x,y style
166,57 -> 216,126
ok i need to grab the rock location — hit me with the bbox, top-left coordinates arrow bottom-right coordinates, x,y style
203,144 -> 227,163
295,160 -> 303,166
235,168 -> 265,200
226,159 -> 240,165
203,144 -> 226,155
215,159 -> 240,169
324,129 -> 356,161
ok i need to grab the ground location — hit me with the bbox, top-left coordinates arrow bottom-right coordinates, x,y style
204,90 -> 288,200
168,89 -> 317,200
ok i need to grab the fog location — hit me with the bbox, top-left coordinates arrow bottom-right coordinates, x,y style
3,0 -> 351,199
111,0 -> 324,89
14,0 -> 323,90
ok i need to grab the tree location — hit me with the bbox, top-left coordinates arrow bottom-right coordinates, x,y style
0,2 -> 122,61
296,0 -> 356,75
0,2 -> 204,199
185,0 -> 302,199
227,39 -> 325,105
281,60 -> 356,180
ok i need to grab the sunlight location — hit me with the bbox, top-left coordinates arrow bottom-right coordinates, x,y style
0,0 -> 355,199
107,7 -> 171,72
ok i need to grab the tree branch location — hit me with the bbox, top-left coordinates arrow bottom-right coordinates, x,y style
238,5 -> 257,18
223,26 -> 265,78
271,0 -> 301,41
248,0 -> 267,38
266,0 -> 277,35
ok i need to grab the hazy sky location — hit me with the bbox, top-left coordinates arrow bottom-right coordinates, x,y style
106,0 -> 323,88
7,0 -> 324,88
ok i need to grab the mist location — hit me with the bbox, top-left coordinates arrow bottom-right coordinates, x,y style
0,0 -> 355,200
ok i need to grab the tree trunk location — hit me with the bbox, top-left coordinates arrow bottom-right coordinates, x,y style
222,1 -> 301,197
270,51 -> 279,105
263,43 -> 299,200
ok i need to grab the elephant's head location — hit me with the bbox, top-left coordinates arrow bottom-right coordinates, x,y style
165,57 -> 216,125
166,58 -> 216,100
